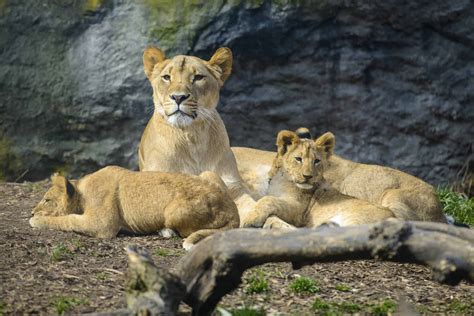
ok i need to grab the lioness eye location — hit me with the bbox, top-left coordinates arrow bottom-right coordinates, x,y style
314,159 -> 321,165
162,74 -> 171,81
295,157 -> 302,163
193,74 -> 205,82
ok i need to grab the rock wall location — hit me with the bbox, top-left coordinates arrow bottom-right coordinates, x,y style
0,0 -> 473,184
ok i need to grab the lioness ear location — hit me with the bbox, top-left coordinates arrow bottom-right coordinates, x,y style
208,47 -> 233,84
314,132 -> 335,158
276,130 -> 300,156
52,175 -> 76,199
143,46 -> 166,80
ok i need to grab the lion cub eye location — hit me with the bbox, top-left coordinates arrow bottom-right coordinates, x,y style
295,157 -> 302,163
193,74 -> 205,82
162,74 -> 171,82
314,159 -> 321,165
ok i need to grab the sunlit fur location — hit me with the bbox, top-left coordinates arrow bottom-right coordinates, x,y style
240,131 -> 395,228
139,47 -> 257,224
240,131 -> 325,228
233,128 -> 447,223
30,167 -> 239,249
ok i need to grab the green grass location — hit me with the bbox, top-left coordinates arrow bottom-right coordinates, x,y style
230,307 -> 265,316
311,298 -> 362,315
448,299 -> 474,313
50,243 -> 73,262
244,270 -> 269,294
154,248 -> 171,257
95,272 -> 108,281
334,283 -> 351,292
289,276 -> 320,295
437,187 -> 474,226
370,299 -> 397,316
50,296 -> 87,315
311,298 -> 398,315
0,299 -> 5,316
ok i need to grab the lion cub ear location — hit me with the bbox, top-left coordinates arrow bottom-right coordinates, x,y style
143,46 -> 166,80
314,132 -> 335,158
208,47 -> 233,84
51,175 -> 76,199
276,130 -> 300,156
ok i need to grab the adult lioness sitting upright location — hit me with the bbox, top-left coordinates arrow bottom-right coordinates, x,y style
139,46 -> 255,221
233,128 -> 446,223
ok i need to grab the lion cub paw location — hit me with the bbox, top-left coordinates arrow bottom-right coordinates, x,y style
263,216 -> 296,230
157,228 -> 178,239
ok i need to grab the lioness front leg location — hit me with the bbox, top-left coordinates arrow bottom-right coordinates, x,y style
29,214 -> 119,238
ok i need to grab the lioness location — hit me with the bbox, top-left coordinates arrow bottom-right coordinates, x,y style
240,131 -> 395,228
233,129 -> 447,223
139,46 -> 255,221
29,166 -> 239,249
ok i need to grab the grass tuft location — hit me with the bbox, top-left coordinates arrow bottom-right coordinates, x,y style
289,276 -> 320,295
154,248 -> 171,257
334,283 -> 351,292
437,187 -> 474,226
370,299 -> 397,316
50,296 -> 87,315
50,243 -> 73,262
311,298 -> 361,315
230,307 -> 265,316
448,299 -> 474,313
95,272 -> 108,281
244,270 -> 269,294
0,300 -> 5,316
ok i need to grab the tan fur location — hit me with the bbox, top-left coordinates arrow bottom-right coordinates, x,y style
232,130 -> 446,223
139,46 -> 256,221
30,167 -> 239,249
241,131 -> 395,228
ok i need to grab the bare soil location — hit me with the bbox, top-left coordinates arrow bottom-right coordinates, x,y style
0,182 -> 473,315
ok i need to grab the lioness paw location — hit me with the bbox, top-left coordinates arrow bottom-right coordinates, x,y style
158,228 -> 178,239
29,216 -> 44,228
182,240 -> 194,251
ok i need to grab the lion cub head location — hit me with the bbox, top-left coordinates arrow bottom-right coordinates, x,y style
270,129 -> 335,190
32,175 -> 80,216
143,46 -> 233,128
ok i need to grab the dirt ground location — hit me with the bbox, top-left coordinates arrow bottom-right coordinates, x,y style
0,181 -> 473,315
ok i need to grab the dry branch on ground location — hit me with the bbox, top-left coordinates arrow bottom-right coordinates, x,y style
113,219 -> 474,315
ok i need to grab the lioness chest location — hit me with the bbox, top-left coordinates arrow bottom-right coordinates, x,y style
141,117 -> 227,175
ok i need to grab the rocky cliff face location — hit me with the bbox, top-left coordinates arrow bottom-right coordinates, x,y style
0,0 -> 472,184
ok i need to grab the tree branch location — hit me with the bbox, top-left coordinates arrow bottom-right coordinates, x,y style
117,219 -> 473,315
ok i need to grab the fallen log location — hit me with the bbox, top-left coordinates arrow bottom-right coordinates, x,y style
119,219 -> 473,315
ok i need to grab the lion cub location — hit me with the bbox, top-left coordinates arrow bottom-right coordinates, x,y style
30,166 -> 239,249
241,130 -> 394,228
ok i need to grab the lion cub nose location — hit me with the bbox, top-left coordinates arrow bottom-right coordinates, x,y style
170,94 -> 190,105
303,175 -> 313,181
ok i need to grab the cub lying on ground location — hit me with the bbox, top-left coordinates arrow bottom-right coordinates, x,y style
30,166 -> 239,249
233,128 -> 446,223
240,130 -> 395,228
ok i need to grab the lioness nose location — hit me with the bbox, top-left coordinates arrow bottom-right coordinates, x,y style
303,175 -> 313,181
170,94 -> 190,105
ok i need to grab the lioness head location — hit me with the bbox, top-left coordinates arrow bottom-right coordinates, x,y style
143,46 -> 232,128
271,130 -> 335,190
32,175 -> 79,216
